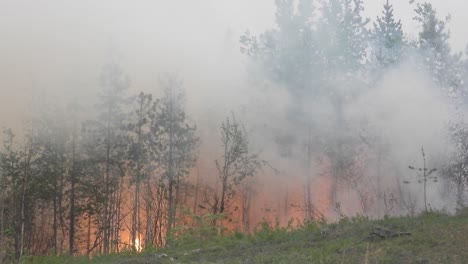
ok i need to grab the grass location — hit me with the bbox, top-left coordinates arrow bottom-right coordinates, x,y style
22,209 -> 468,264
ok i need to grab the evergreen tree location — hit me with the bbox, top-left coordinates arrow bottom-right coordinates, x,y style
127,92 -> 154,250
318,0 -> 370,72
372,0 -> 404,67
83,61 -> 130,254
151,75 -> 198,238
412,1 -> 461,93
0,129 -> 19,262
442,122 -> 468,208
240,0 -> 319,98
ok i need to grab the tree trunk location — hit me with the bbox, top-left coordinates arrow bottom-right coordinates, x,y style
69,129 -> 77,255
193,170 -> 200,214
103,106 -> 111,255
86,213 -> 91,258
0,191 -> 4,264
456,175 -> 464,208
305,126 -> 313,221
219,121 -> 230,215
132,96 -> 144,251
167,88 -> 175,235
53,184 -> 58,255
19,141 -> 33,261
144,176 -> 152,247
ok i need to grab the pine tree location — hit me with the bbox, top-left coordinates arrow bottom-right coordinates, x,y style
0,129 -> 19,262
83,61 -> 130,254
318,0 -> 370,72
412,1 -> 461,93
240,0 -> 318,97
127,92 -> 154,251
372,0 -> 404,67
151,75 -> 198,239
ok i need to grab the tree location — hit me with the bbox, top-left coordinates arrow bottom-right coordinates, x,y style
33,104 -> 71,255
214,114 -> 261,219
4,126 -> 41,261
127,92 -> 154,251
240,0 -> 319,98
372,0 -> 404,68
68,118 -> 78,256
152,75 -> 198,238
83,61 -> 130,254
0,129 -> 18,263
407,146 -> 437,212
412,1 -> 461,93
441,122 -> 468,208
241,0 -> 372,220
318,0 -> 370,72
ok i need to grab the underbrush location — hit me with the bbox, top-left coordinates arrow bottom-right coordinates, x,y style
21,209 -> 468,263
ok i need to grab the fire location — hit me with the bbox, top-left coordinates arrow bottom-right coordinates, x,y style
312,175 -> 331,218
135,238 -> 142,252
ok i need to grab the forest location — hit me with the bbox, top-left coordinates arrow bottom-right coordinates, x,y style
1,0 -> 468,262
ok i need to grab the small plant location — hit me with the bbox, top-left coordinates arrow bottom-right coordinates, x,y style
406,146 -> 437,212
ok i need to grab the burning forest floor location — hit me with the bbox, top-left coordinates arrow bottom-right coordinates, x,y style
24,209 -> 468,264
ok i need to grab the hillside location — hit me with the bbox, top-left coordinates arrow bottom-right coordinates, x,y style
24,210 -> 468,264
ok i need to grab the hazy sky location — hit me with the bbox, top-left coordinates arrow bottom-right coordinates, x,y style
0,0 -> 466,131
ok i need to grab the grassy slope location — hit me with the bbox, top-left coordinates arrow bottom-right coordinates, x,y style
24,210 -> 468,264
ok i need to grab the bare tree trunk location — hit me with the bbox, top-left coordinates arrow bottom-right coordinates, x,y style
132,96 -> 144,251
0,191 -> 4,264
144,176 -> 152,247
69,128 -> 77,255
241,186 -> 252,233
103,107 -> 111,255
116,174 -> 124,252
153,184 -> 165,246
174,171 -> 181,227
58,157 -> 67,255
53,184 -> 58,255
86,213 -> 91,258
193,170 -> 200,214
219,122 -> 230,215
423,151 -> 427,212
144,193 -> 151,247
376,152 -> 382,218
19,140 -> 33,261
305,126 -> 313,221
283,190 -> 289,220
131,181 -> 140,250
167,88 -> 175,235
456,174 -> 464,209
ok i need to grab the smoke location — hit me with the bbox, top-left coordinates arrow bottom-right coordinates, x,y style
0,0 -> 466,224
347,61 -> 456,214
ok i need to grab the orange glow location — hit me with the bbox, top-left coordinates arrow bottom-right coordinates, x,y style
313,175 -> 331,218
135,238 -> 142,252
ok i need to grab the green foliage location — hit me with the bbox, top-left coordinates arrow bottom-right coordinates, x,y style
211,113 -> 262,216
19,211 -> 468,263
167,209 -> 227,248
372,0 -> 404,67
